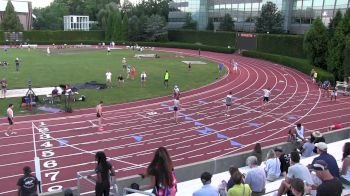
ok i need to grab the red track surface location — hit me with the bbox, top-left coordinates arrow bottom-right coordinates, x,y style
1,48 -> 350,195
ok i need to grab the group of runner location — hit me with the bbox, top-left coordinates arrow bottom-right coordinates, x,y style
311,68 -> 338,101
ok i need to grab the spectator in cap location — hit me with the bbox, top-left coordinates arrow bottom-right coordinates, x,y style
274,147 -> 290,177
340,142 -> 350,185
310,131 -> 325,154
312,142 -> 340,178
290,178 -> 305,196
276,152 -> 313,196
245,156 -> 266,196
17,166 -> 39,196
312,160 -> 342,196
192,172 -> 219,196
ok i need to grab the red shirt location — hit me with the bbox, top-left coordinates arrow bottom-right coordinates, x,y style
334,122 -> 342,129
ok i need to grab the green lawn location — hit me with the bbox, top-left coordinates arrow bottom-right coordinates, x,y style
0,48 -> 225,116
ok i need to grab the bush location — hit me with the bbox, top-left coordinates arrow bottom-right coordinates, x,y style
23,31 -> 105,43
125,42 -> 235,54
168,30 -> 236,47
256,34 -> 306,58
242,50 -> 334,83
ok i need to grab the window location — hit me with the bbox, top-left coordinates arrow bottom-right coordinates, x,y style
302,0 -> 313,10
313,0 -> 324,10
335,0 -> 348,9
323,0 -> 335,9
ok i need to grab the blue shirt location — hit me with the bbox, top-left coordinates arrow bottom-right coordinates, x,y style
312,152 -> 340,177
192,184 -> 219,196
245,167 -> 266,192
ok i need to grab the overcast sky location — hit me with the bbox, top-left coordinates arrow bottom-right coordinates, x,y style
29,0 -> 53,8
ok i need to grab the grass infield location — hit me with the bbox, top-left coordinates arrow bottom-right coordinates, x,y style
0,47 -> 226,116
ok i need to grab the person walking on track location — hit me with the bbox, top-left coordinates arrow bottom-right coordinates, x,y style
5,104 -> 16,136
96,101 -> 103,131
262,87 -> 271,110
225,92 -> 233,116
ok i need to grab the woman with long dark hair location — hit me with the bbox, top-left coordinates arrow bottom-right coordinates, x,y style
88,151 -> 116,196
140,147 -> 177,196
340,142 -> 350,185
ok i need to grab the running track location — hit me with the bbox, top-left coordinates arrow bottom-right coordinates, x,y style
1,48 -> 349,195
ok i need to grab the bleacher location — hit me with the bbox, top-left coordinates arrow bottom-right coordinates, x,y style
127,138 -> 350,196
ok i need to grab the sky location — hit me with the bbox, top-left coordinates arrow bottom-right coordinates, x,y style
28,0 -> 141,8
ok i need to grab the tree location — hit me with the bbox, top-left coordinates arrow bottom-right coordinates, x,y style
327,21 -> 346,81
1,0 -> 24,31
144,14 -> 167,41
328,10 -> 343,38
255,1 -> 283,33
182,13 -> 197,29
97,2 -> 122,40
219,14 -> 234,31
304,17 -> 329,70
121,14 -> 129,41
128,15 -> 141,40
207,18 -> 214,30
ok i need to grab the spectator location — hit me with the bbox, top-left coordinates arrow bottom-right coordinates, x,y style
245,156 -> 266,196
87,151 -> 116,196
140,71 -> 147,88
274,147 -> 290,177
294,123 -> 305,143
290,178 -> 305,196
312,142 -> 340,178
264,149 -> 281,181
117,74 -> 124,87
17,166 -> 39,196
276,152 -> 313,196
252,143 -> 262,166
310,131 -> 325,154
301,139 -> 315,157
340,142 -> 350,185
227,166 -> 240,190
193,172 -> 218,196
140,147 -> 177,196
227,171 -> 251,196
312,160 -> 342,196
51,86 -> 60,102
1,78 -> 7,98
64,188 -> 73,196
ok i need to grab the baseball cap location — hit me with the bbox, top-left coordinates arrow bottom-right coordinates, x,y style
274,146 -> 283,152
312,160 -> 328,171
315,142 -> 327,151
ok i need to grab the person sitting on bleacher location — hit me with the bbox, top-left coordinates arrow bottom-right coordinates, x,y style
340,142 -> 350,185
274,147 -> 290,177
312,160 -> 343,196
301,139 -> 315,158
264,149 -> 281,182
192,172 -> 219,196
310,131 -> 326,154
290,178 -> 305,196
227,170 -> 251,196
245,156 -> 266,196
312,142 -> 340,178
226,166 -> 240,190
276,152 -> 313,196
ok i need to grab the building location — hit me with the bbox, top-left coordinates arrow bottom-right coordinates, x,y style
63,15 -> 90,31
168,0 -> 350,34
0,0 -> 33,30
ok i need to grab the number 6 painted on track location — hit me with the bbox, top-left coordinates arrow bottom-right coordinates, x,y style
43,160 -> 57,168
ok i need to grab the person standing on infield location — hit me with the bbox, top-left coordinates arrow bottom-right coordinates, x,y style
96,101 -> 103,131
262,87 -> 271,110
164,70 -> 169,88
5,104 -> 16,136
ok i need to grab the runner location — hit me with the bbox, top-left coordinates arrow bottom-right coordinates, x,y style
225,91 -> 233,116
313,71 -> 318,84
188,62 -> 191,71
331,86 -> 338,101
310,68 -> 315,80
47,47 -> 51,56
131,66 -> 136,80
164,70 -> 169,88
322,80 -> 331,97
96,101 -> 103,131
262,87 -> 271,110
173,85 -> 180,99
107,47 -> 111,55
105,70 -> 112,88
1,78 -> 7,98
15,58 -> 20,72
174,97 -> 180,123
218,63 -> 223,74
141,71 -> 147,87
233,60 -> 238,73
5,104 -> 16,136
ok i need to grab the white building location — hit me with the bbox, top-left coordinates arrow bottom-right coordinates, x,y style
63,15 -> 90,31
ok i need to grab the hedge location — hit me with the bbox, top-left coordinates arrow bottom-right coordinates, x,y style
256,34 -> 306,58
168,30 -> 236,47
242,50 -> 334,83
22,30 -> 105,43
129,42 -> 236,54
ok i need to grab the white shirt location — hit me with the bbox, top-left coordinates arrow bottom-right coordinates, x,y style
265,158 -> 281,177
47,47 -> 50,53
263,89 -> 271,97
174,99 -> 180,108
295,126 -> 304,141
105,72 -> 112,80
107,47 -> 110,51
314,72 -> 318,78
122,59 -> 127,64
141,73 -> 147,79
7,107 -> 13,118
234,62 -> 238,68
